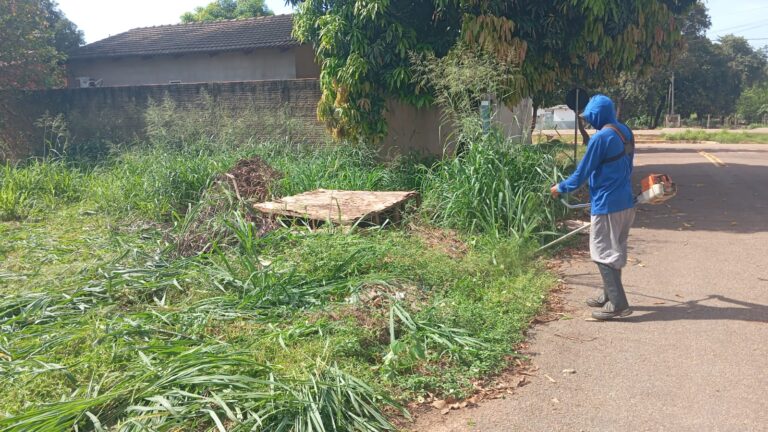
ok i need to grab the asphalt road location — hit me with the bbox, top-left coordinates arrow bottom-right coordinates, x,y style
414,143 -> 768,432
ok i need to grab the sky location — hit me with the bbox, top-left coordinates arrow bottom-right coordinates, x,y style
705,0 -> 768,48
58,0 -> 767,48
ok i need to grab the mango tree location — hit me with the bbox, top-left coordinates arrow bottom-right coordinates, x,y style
289,0 -> 698,142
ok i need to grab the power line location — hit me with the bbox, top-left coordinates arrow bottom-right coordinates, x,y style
712,19 -> 768,33
711,5 -> 768,16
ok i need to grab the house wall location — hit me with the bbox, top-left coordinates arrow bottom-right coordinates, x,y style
67,47 -> 310,88
294,45 -> 321,79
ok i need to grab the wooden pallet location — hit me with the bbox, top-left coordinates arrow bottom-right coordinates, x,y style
254,189 -> 420,226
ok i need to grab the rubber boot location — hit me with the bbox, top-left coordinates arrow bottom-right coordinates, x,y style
586,264 -> 615,307
592,263 -> 632,320
586,291 -> 608,308
587,268 -> 625,307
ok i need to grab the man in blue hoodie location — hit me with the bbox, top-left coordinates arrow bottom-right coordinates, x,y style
550,94 -> 635,320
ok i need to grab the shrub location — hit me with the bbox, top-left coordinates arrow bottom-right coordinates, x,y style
736,84 -> 768,124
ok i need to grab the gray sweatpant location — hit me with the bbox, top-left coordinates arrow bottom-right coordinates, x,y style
590,208 -> 635,269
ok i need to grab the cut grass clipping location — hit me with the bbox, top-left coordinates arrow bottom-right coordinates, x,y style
1,107 -> 565,429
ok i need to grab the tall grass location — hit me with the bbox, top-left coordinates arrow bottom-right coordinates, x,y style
144,91 -> 306,148
422,125 -> 566,238
260,142 -> 425,195
0,160 -> 89,221
2,140 -> 425,224
89,145 -> 236,220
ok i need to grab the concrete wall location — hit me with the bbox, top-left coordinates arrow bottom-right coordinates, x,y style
1,76 -> 534,162
0,79 -> 326,161
496,98 -> 533,143
67,47 -> 317,87
381,98 -> 534,157
381,100 -> 452,157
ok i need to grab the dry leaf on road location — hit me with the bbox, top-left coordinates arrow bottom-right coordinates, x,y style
431,400 -> 447,410
545,374 -> 557,383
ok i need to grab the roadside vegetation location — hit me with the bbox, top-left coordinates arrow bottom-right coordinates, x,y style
663,129 -> 768,144
0,98 -> 571,430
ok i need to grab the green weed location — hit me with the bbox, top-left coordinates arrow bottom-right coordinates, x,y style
663,129 -> 768,144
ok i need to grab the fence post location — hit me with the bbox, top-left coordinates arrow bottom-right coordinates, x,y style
480,100 -> 491,134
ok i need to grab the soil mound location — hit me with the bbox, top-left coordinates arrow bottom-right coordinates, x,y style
217,157 -> 283,202
174,156 -> 283,255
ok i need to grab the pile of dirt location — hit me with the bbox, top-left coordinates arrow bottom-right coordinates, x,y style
174,156 -> 283,256
216,157 -> 283,203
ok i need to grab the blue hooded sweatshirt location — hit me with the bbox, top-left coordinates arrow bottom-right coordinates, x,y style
557,95 -> 634,215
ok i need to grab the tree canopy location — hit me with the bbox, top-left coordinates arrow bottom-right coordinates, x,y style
718,35 -> 768,89
290,0 -> 698,141
180,0 -> 273,23
674,35 -> 742,118
0,0 -> 83,90
591,2 -> 768,127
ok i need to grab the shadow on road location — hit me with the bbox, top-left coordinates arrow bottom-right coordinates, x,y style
623,294 -> 768,323
631,162 -> 768,234
563,273 -> 768,324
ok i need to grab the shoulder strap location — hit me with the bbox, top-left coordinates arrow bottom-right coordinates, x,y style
601,124 -> 634,164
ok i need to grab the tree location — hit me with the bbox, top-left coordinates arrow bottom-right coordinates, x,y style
290,0 -> 698,142
0,0 -> 83,89
674,36 -> 741,119
592,2 -> 749,128
180,0 -> 273,23
736,84 -> 768,124
718,35 -> 768,89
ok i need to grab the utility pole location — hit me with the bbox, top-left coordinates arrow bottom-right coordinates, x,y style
670,72 -> 675,117
574,88 -> 580,163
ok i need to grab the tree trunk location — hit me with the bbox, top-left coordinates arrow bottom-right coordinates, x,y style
530,99 -> 540,137
577,117 -> 590,145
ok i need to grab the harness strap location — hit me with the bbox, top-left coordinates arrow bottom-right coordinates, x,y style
602,124 -> 634,164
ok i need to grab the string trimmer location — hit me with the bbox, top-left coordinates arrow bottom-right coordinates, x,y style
538,174 -> 677,252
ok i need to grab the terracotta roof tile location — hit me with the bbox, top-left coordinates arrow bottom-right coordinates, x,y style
69,14 -> 298,59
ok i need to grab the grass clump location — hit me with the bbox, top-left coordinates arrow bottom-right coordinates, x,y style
422,126 -> 567,238
0,160 -> 89,221
663,129 -> 768,144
